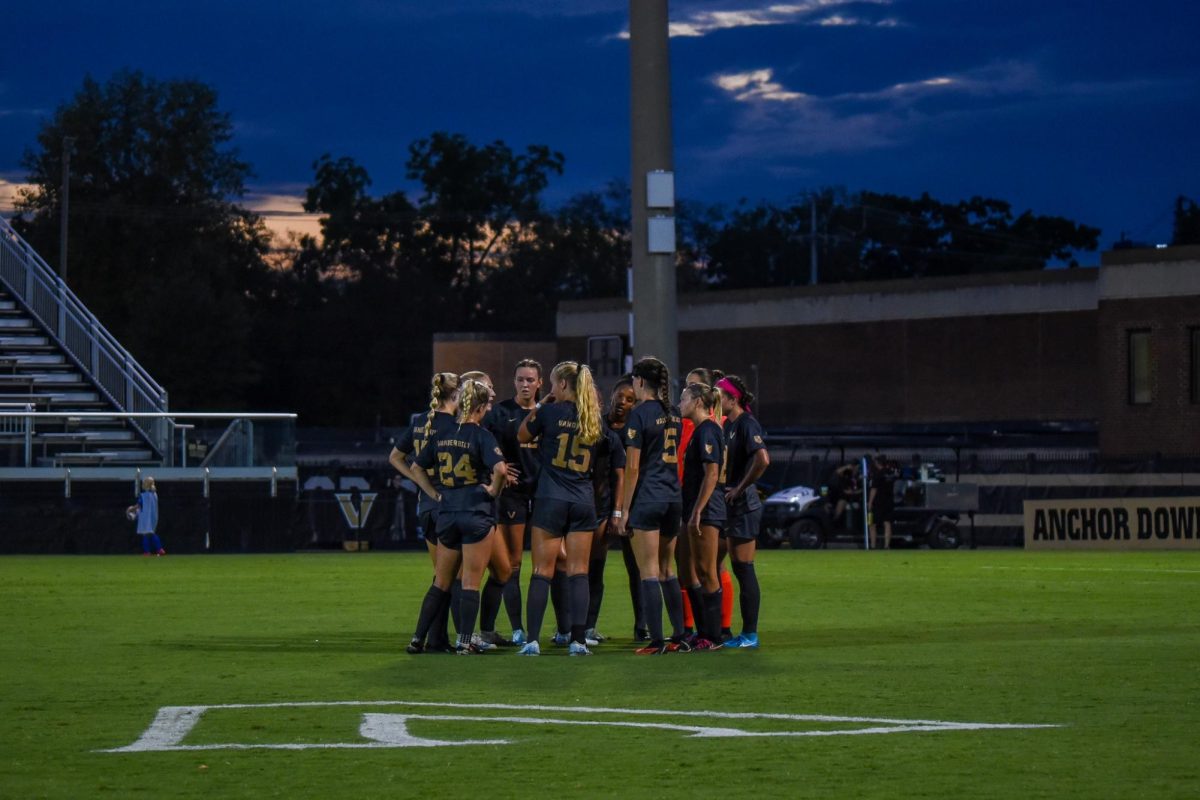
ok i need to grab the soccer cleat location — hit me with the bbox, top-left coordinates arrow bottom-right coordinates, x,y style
568,641 -> 593,656
585,627 -> 607,644
470,633 -> 497,652
511,629 -> 527,645
691,637 -> 721,652
142,552 -> 151,557
634,642 -> 668,655
456,642 -> 484,655
156,549 -> 167,556
425,640 -> 456,654
634,627 -> 652,642
480,631 -> 513,647
723,633 -> 760,649
405,638 -> 424,655
552,632 -> 570,647
666,637 -> 694,653
516,641 -> 541,656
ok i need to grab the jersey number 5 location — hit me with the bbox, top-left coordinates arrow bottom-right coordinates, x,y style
662,427 -> 679,465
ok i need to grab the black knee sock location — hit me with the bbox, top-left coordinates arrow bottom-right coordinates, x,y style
639,579 -> 664,645
551,570 -> 569,635
568,573 -> 589,645
703,589 -> 723,641
458,588 -> 481,647
662,576 -> 685,638
503,567 -> 523,632
586,556 -> 606,629
622,539 -> 644,629
731,561 -> 760,634
450,578 -> 463,634
480,576 -> 504,633
526,574 -> 551,644
430,588 -> 452,648
414,585 -> 448,643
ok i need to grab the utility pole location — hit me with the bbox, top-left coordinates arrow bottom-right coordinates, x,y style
629,0 -> 678,380
60,136 -> 75,281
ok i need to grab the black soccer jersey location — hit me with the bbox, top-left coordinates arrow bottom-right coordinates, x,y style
395,410 -> 459,514
484,398 -> 541,493
414,422 -> 504,513
592,422 -> 627,516
625,400 -> 682,504
724,412 -> 766,511
683,418 -> 726,522
524,400 -> 600,504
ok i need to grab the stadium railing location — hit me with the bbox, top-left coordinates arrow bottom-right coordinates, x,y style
0,216 -> 169,456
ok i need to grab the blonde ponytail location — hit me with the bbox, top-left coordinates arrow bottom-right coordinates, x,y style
575,365 -> 601,445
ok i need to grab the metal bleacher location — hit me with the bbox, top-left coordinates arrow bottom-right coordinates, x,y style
0,216 -> 165,467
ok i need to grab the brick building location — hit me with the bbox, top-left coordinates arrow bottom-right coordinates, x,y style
551,246 -> 1200,460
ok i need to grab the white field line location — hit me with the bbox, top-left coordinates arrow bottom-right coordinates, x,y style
981,565 -> 1200,575
101,700 -> 1062,753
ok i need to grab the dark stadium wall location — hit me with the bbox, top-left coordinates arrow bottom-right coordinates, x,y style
0,480 -> 299,555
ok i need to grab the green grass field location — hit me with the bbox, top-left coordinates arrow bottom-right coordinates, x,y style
2,549 -> 1198,798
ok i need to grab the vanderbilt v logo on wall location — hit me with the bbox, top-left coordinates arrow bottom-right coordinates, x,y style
335,493 -> 377,530
1024,497 -> 1200,550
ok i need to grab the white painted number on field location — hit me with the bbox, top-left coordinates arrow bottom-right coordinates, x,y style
101,701 -> 1061,752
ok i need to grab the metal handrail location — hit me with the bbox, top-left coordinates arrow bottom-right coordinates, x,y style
0,216 -> 169,455
0,410 -> 297,468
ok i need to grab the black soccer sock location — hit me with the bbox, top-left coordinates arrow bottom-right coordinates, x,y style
586,556 -> 606,629
662,576 -> 685,639
568,573 -> 590,645
503,566 -> 523,632
551,570 -> 569,635
414,585 -> 448,644
430,588 -> 452,648
450,578 -> 463,634
458,588 -> 481,647
480,576 -> 504,633
639,579 -> 664,645
731,560 -> 761,634
621,538 -> 644,629
525,574 -> 551,644
703,589 -> 723,642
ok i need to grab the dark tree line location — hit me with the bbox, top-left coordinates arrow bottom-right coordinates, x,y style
14,72 -> 1113,424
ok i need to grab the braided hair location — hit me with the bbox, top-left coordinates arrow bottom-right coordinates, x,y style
422,372 -> 460,441
632,356 -> 672,414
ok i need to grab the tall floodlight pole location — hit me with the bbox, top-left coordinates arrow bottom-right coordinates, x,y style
60,136 -> 75,280
629,0 -> 678,379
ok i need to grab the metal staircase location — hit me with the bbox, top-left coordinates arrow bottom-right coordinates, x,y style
0,216 -> 167,467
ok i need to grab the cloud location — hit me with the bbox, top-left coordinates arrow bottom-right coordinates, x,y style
702,60 -> 1167,162
611,0 -> 897,39
243,187 -> 323,244
0,179 -> 35,215
714,69 -> 807,102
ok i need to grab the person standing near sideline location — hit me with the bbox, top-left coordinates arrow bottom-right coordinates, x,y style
127,477 -> 165,557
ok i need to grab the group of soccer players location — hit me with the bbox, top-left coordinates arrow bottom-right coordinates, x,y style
390,356 -> 770,655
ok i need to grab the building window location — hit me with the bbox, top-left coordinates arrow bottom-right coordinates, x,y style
1128,329 -> 1152,405
1191,328 -> 1200,404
